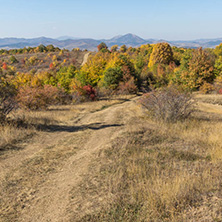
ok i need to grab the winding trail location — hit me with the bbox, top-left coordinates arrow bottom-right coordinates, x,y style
81,52 -> 90,66
0,96 -> 141,222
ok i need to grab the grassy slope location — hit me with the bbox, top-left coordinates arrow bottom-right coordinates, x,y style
0,50 -> 87,73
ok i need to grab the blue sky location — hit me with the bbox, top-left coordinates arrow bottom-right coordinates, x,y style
0,0 -> 221,40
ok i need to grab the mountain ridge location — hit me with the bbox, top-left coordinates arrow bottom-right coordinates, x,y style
0,33 -> 222,50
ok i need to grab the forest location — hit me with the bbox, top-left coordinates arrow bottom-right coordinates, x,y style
1,41 -> 222,116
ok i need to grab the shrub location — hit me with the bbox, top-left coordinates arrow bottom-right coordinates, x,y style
2,62 -> 7,70
9,56 -> 18,64
28,56 -> 38,65
140,87 -> 194,122
81,85 -> 97,101
0,82 -> 17,121
71,84 -> 97,103
17,85 -> 65,110
118,77 -> 138,94
199,82 -> 214,94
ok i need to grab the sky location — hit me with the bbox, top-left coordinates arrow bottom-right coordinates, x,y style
0,0 -> 222,40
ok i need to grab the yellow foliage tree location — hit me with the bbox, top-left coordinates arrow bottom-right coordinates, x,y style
148,42 -> 173,68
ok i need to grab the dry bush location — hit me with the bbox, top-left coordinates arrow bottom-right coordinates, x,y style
117,77 -> 138,95
95,87 -> 114,98
17,85 -> 66,110
140,87 -> 194,122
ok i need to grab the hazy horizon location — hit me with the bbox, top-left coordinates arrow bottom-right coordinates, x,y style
1,33 -> 222,42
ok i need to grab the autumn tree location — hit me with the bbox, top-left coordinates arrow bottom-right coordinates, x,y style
104,54 -> 138,92
80,51 -> 111,86
187,47 -> 215,88
38,44 -> 47,52
214,43 -> 222,57
46,44 -> 56,52
56,65 -> 76,92
174,48 -> 215,90
148,42 -> 173,67
110,45 -> 118,52
119,44 -> 127,53
97,42 -> 108,52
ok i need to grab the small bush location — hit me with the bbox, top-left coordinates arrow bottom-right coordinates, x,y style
199,82 -> 214,94
81,85 -> 97,100
17,85 -> 65,110
9,56 -> 18,64
118,77 -> 138,94
72,84 -> 97,103
28,56 -> 38,65
140,87 -> 194,122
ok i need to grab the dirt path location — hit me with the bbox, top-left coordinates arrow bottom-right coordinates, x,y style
0,97 -> 141,222
81,52 -> 90,66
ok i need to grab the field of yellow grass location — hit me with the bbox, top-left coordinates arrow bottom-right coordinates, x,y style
0,93 -> 222,221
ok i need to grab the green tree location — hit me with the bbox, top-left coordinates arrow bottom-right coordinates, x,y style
103,67 -> 123,89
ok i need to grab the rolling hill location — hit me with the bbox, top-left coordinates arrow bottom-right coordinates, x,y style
0,34 -> 222,51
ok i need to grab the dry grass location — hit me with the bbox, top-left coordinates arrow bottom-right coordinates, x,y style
0,124 -> 33,149
0,95 -> 134,153
1,93 -> 222,221
195,93 -> 222,105
73,94 -> 222,222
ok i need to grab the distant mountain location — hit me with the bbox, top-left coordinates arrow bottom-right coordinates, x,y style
0,34 -> 222,51
0,37 -> 58,49
56,36 -> 82,41
106,33 -> 147,46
